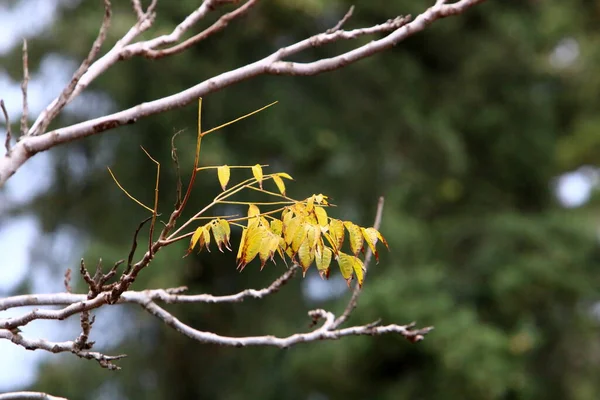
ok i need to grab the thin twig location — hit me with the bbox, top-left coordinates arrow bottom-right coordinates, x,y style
1,100 -> 11,154
20,39 -> 29,136
327,5 -> 355,33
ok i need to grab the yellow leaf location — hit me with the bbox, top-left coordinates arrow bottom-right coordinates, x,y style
202,226 -> 211,252
352,256 -> 365,287
240,227 -> 267,270
306,224 -> 319,249
291,223 -> 308,254
374,229 -> 390,250
248,204 -> 260,229
306,196 -> 314,213
270,219 -> 283,235
186,226 -> 204,256
314,206 -> 328,227
313,194 -> 329,205
218,219 -> 231,251
277,172 -> 293,180
217,165 -> 230,191
211,221 -> 226,253
344,221 -> 364,256
272,175 -> 286,196
284,217 -> 301,245
328,219 -> 345,252
258,234 -> 273,270
236,228 -> 247,263
361,227 -> 380,262
252,164 -> 263,189
298,240 -> 315,274
315,247 -> 332,279
337,252 -> 354,283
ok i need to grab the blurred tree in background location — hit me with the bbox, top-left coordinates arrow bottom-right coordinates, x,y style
2,0 -> 600,399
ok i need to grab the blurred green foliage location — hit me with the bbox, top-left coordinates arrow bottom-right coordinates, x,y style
3,0 -> 600,399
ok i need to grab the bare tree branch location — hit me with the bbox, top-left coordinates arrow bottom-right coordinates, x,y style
0,0 -> 485,186
137,304 -> 431,347
31,0 -> 113,136
327,5 -> 355,34
20,39 -> 29,136
0,391 -> 68,400
133,0 -> 260,59
0,329 -> 126,370
1,99 -> 11,154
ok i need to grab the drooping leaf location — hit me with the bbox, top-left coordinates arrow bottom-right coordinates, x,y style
201,226 -> 211,252
352,256 -> 365,287
236,228 -> 247,263
344,221 -> 364,256
306,195 -> 315,213
186,226 -> 204,256
252,164 -> 263,189
374,228 -> 390,250
315,247 -> 332,279
291,223 -> 308,254
239,227 -> 267,270
270,219 -> 283,235
217,219 -> 231,250
272,175 -> 286,196
313,194 -> 329,205
337,252 -> 354,284
248,204 -> 260,229
211,220 -> 226,252
298,240 -> 315,274
217,165 -> 230,191
284,217 -> 301,245
361,227 -> 380,262
328,219 -> 345,252
314,206 -> 328,227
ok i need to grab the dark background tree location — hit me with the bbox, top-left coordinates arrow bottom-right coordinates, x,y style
2,0 -> 600,399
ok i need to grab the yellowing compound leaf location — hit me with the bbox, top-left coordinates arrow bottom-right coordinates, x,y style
211,220 -> 226,253
314,206 -> 328,227
361,227 -> 380,262
217,165 -> 230,191
272,175 -> 286,196
315,247 -> 332,279
352,256 -> 365,287
284,217 -> 301,245
248,204 -> 260,229
328,219 -> 345,253
202,226 -> 211,252
216,219 -> 231,251
239,227 -> 267,270
236,228 -> 247,264
313,194 -> 329,205
306,196 -> 315,213
252,164 -> 263,189
375,229 -> 390,250
270,219 -> 283,235
344,221 -> 364,256
337,252 -> 354,284
186,226 -> 204,256
298,240 -> 315,274
291,223 -> 308,254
